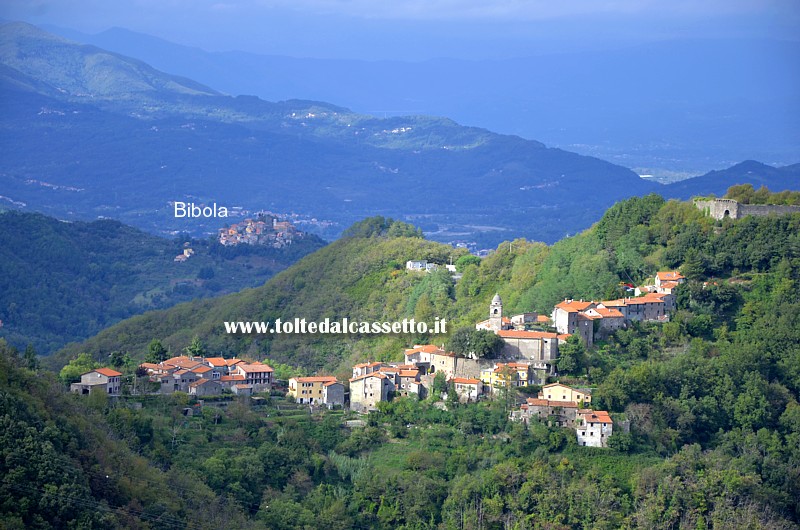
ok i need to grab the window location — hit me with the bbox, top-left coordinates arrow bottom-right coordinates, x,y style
581,431 -> 585,436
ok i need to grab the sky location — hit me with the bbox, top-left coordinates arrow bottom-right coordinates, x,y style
3,0 -> 799,60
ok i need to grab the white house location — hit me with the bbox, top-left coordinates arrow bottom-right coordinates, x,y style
576,410 -> 613,447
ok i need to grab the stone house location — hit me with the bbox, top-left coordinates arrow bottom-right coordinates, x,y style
322,381 -> 345,408
70,368 -> 122,395
352,361 -> 387,378
513,398 -> 579,427
188,378 -> 222,396
349,372 -> 392,413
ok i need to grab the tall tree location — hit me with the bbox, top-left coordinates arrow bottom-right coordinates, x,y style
145,339 -> 168,363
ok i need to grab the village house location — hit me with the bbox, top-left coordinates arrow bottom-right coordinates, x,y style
405,259 -> 439,272
480,362 -> 534,392
581,306 -> 626,334
396,369 -> 423,398
450,377 -> 483,402
322,381 -> 345,408
576,409 -> 613,447
70,368 -> 122,395
403,345 -> 445,368
512,397 -> 580,427
188,378 -> 222,397
552,299 -> 596,346
203,357 -> 244,378
539,383 -> 592,405
352,361 -> 387,378
349,372 -> 392,413
552,299 -> 595,334
232,384 -> 253,396
655,271 -> 685,290
288,376 -> 341,405
615,295 -> 666,322
219,374 -> 246,391
234,363 -> 274,392
406,260 -> 428,271
496,330 -> 559,366
160,369 -> 200,394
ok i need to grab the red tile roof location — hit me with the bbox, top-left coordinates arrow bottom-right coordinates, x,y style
139,363 -> 161,370
526,398 -> 579,408
94,367 -> 122,377
237,363 -> 274,373
657,271 -> 684,281
349,372 -> 389,382
353,361 -> 384,369
220,375 -> 245,382
204,357 -> 228,367
592,307 -> 625,318
554,300 -> 594,312
451,377 -> 480,385
625,296 -> 664,305
404,344 -> 444,355
497,330 -> 559,339
578,410 -> 613,424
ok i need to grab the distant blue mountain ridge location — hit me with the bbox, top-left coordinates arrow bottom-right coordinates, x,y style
42,24 -> 800,178
0,21 -> 798,247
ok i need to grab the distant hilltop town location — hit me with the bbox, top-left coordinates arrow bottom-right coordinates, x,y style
218,214 -> 300,247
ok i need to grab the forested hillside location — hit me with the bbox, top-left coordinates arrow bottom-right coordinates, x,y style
0,210 -> 324,354
0,339 -> 264,529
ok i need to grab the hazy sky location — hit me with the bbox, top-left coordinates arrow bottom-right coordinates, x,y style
3,0 -> 799,59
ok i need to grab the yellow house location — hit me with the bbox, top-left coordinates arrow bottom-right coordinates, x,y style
480,362 -> 532,391
288,376 -> 338,404
538,382 -> 592,405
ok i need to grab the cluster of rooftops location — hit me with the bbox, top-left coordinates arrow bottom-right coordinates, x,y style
70,270 -> 683,443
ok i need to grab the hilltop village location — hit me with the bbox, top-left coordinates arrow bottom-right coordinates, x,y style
218,215 -> 300,247
72,268 -> 684,448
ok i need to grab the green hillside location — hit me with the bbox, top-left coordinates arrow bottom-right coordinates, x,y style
0,210 -> 324,355
8,195 -> 800,528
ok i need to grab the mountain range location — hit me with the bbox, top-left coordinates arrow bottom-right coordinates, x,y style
1,21 -> 798,248
41,24 -> 800,178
